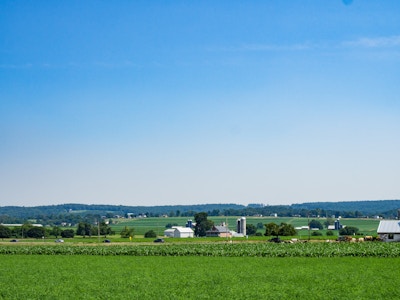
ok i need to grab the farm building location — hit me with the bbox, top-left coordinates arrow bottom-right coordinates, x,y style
164,228 -> 175,237
1,223 -> 43,227
206,225 -> 231,238
163,227 -> 194,238
377,220 -> 400,242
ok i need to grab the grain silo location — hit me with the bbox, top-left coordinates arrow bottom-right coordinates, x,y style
236,217 -> 246,236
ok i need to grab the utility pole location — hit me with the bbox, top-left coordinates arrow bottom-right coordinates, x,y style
97,219 -> 100,243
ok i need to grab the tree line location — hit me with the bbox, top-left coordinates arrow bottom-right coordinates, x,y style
0,221 -> 116,240
1,200 -> 399,226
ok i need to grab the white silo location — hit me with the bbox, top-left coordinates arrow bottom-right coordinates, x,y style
236,217 -> 246,236
241,217 -> 246,236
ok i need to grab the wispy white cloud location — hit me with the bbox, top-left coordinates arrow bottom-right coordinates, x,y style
343,35 -> 400,48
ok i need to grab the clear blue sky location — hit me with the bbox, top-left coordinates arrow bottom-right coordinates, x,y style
1,0 -> 399,207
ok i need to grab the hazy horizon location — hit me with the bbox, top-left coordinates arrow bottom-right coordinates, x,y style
1,1 -> 399,207
2,198 -> 400,209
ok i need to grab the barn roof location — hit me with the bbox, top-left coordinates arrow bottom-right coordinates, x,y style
214,226 -> 230,233
174,227 -> 193,233
377,220 -> 400,233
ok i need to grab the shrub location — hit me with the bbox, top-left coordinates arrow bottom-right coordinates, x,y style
144,230 -> 157,238
120,226 -> 134,238
326,231 -> 334,236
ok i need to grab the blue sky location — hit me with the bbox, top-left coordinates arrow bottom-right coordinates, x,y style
1,1 -> 399,207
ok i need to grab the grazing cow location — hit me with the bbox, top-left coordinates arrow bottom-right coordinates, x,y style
345,236 -> 353,242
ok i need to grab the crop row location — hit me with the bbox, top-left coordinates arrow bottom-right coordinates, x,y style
1,242 -> 400,257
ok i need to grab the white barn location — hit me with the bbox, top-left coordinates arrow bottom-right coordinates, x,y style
164,228 -> 175,238
164,227 -> 194,238
377,220 -> 400,242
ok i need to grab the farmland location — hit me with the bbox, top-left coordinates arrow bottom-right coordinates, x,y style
1,241 -> 400,299
0,253 -> 399,299
1,242 -> 400,257
110,216 -> 380,236
0,216 -> 388,298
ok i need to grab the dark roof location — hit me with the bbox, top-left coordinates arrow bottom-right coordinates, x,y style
207,225 -> 229,233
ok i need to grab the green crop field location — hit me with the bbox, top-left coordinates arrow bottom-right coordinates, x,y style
0,253 -> 399,299
1,243 -> 400,299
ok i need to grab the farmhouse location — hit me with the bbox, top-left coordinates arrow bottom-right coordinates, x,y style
163,226 -> 194,238
206,225 -> 231,238
377,220 -> 400,242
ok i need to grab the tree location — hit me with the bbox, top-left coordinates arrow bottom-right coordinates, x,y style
246,224 -> 257,236
120,226 -> 134,238
76,222 -> 92,237
144,230 -> 157,238
26,227 -> 46,238
194,212 -> 214,237
339,226 -> 359,235
49,226 -> 62,238
309,219 -> 323,230
278,223 -> 296,236
264,223 -> 279,237
264,222 -> 296,237
0,225 -> 12,239
19,223 -> 34,238
210,209 -> 220,216
256,222 -> 264,229
99,221 -> 113,238
61,229 -> 75,238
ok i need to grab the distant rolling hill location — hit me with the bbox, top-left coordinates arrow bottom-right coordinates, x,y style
291,200 -> 400,216
0,200 -> 400,220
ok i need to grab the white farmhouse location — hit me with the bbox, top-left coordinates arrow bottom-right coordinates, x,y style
377,220 -> 400,242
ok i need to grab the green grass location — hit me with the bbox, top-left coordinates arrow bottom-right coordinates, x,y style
0,255 -> 399,299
